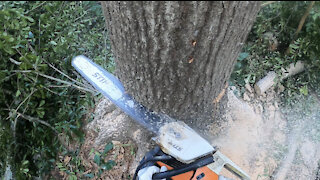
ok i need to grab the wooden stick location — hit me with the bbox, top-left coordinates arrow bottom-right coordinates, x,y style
36,72 -> 97,93
254,61 -> 305,95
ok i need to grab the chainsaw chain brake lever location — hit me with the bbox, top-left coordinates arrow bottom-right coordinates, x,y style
152,154 -> 214,180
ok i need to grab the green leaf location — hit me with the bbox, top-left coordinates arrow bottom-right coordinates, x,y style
101,160 -> 116,170
68,175 -> 77,180
84,173 -> 94,178
89,148 -> 95,156
8,37 -> 15,42
238,52 -> 249,61
312,13 -> 320,21
22,160 -> 29,166
16,90 -> 21,97
57,163 -> 63,168
39,100 -> 45,107
299,86 -> 308,96
23,168 -> 29,173
94,153 -> 101,166
49,41 -> 57,45
290,44 -> 299,49
60,167 -> 67,171
103,142 -> 113,155
4,46 -> 14,55
25,16 -> 34,22
235,62 -> 242,69
37,110 -> 45,118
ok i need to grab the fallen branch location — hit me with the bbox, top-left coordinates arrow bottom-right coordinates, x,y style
285,1 -> 315,54
254,61 -> 305,95
293,1 -> 315,39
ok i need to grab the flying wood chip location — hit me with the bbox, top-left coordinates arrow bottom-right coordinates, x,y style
192,40 -> 196,46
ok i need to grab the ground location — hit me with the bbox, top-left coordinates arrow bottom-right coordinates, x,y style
51,84 -> 320,180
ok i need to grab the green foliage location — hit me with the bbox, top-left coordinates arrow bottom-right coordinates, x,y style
91,143 -> 116,178
231,1 -> 320,105
0,1 -> 113,179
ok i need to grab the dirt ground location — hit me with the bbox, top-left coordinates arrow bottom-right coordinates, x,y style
52,84 -> 320,180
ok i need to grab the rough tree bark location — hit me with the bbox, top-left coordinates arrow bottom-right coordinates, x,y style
100,1 -> 261,131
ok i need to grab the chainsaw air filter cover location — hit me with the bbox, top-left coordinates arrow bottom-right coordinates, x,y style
158,121 -> 215,164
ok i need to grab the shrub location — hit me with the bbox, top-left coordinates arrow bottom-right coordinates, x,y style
0,1 -> 112,178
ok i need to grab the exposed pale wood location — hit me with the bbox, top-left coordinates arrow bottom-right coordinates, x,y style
254,61 -> 305,95
281,61 -> 305,79
254,71 -> 277,96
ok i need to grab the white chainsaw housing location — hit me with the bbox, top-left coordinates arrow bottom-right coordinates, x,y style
157,121 -> 215,164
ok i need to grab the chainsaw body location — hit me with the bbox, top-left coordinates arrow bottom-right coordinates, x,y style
72,55 -> 250,180
145,121 -> 250,179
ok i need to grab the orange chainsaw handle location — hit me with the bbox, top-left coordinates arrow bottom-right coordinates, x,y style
156,161 -> 219,180
152,155 -> 219,180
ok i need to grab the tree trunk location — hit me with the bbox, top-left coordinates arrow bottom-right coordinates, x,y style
100,1 -> 260,130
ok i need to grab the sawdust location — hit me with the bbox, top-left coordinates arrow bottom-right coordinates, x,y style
213,86 -> 320,180
212,88 -> 285,179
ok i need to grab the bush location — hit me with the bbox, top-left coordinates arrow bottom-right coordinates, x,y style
0,1 -> 113,179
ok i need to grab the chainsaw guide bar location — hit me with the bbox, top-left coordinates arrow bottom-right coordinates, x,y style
72,55 -> 168,134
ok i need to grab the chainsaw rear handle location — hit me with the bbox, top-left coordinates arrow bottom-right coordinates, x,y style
152,155 -> 214,179
133,146 -> 174,180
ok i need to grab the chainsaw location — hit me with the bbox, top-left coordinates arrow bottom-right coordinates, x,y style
72,55 -> 250,180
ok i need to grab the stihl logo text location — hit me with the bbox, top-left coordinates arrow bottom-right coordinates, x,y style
92,72 -> 108,84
